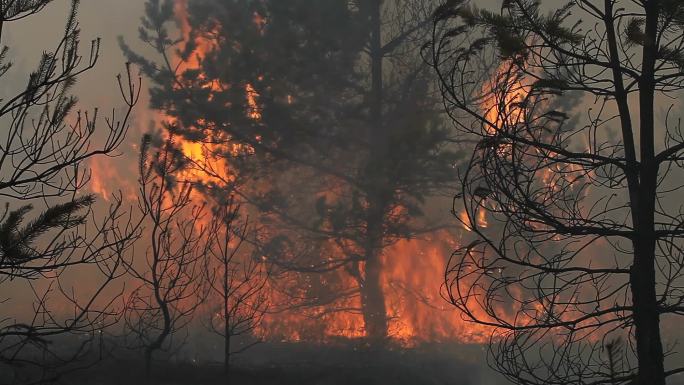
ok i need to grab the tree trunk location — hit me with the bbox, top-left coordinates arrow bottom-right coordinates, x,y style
224,261 -> 232,383
631,235 -> 665,385
144,347 -> 153,380
224,318 -> 231,383
144,299 -> 170,382
361,228 -> 388,341
631,153 -> 664,385
629,1 -> 666,384
360,0 -> 389,343
607,0 -> 667,382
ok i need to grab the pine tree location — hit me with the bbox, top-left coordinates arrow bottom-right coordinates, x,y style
125,0 -> 460,341
430,0 -> 684,384
0,0 -> 139,380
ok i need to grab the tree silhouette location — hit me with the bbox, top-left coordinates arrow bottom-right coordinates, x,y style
123,134 -> 207,379
0,0 -> 140,382
202,197 -> 268,381
429,0 -> 684,384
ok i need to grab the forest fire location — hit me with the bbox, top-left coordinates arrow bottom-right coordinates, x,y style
172,1 -> 503,345
5,1 -> 684,384
81,0 -> 529,350
89,1 -> 502,348
255,233 -> 492,345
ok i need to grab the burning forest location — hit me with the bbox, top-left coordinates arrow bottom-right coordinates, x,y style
2,0 -> 684,384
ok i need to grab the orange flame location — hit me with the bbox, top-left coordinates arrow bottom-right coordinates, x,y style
255,233 -> 492,346
90,1 -> 507,347
481,61 -> 530,133
381,235 -> 491,344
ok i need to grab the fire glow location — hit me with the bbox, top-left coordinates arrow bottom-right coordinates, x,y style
88,1 -> 507,347
255,233 -> 492,345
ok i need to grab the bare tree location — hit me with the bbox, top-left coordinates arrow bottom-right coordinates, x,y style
124,134 -> 208,379
429,0 -> 684,384
0,0 -> 140,383
202,196 -> 268,381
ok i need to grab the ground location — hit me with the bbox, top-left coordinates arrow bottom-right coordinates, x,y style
63,341 -> 495,385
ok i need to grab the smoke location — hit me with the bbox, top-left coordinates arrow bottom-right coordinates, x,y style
8,1 -> 684,385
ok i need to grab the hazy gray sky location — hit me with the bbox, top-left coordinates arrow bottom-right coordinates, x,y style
4,0 -> 146,107
2,0 -> 162,200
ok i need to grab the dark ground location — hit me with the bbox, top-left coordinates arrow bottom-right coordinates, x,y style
62,341 -> 492,385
